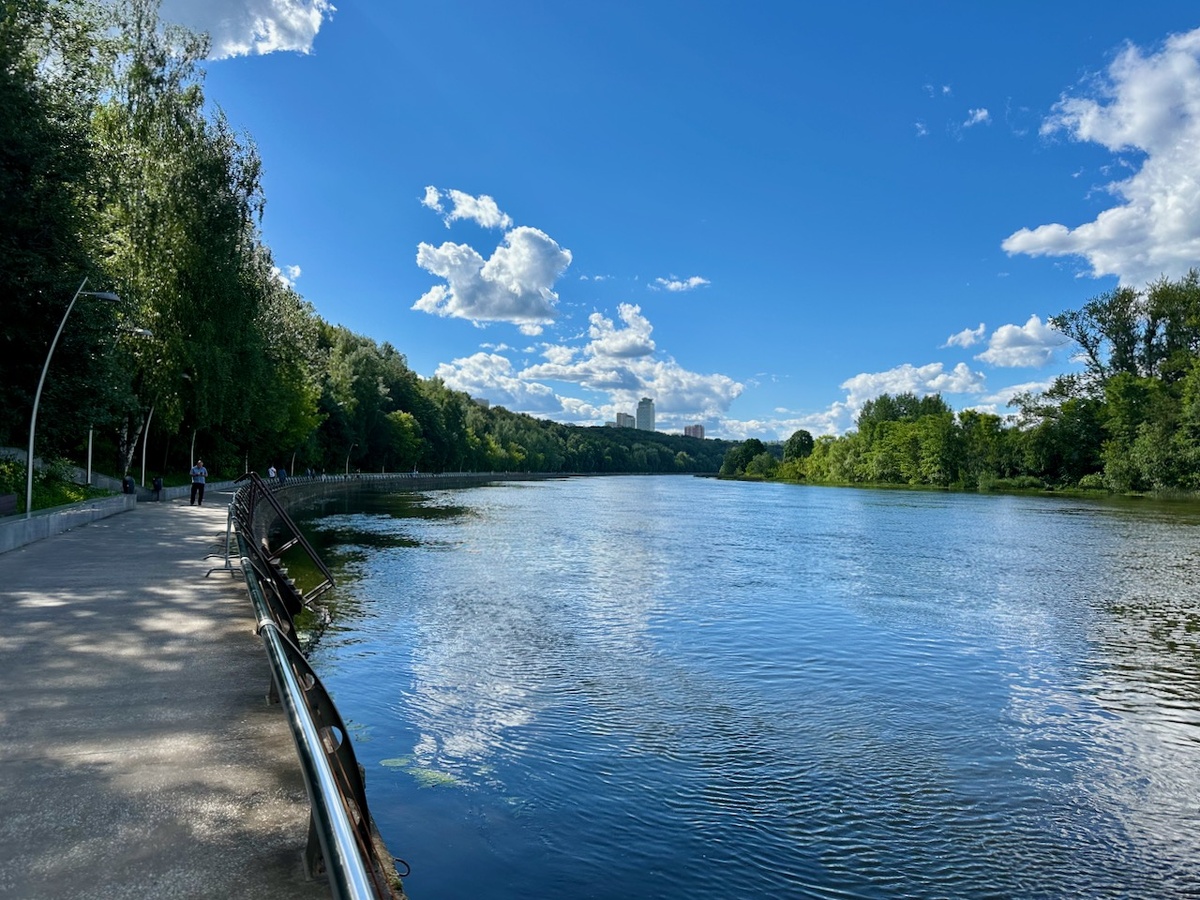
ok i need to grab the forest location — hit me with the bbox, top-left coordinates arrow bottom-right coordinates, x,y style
721,270 -> 1200,493
0,0 -> 731,511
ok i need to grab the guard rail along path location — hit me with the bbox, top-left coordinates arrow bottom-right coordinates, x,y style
230,472 -> 406,900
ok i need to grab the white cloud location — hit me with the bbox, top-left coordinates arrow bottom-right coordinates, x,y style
979,380 -> 1056,407
433,353 -> 561,413
840,362 -> 985,411
158,0 -> 334,59
539,343 -> 576,366
974,315 -> 1065,367
413,226 -> 572,330
421,187 -> 513,230
943,323 -> 985,349
725,361 -> 987,439
716,402 -> 853,441
434,304 -> 742,425
271,263 -> 301,288
964,108 -> 990,127
587,304 -> 655,359
1003,27 -> 1200,286
915,121 -> 929,137
420,185 -> 443,213
654,276 -> 710,292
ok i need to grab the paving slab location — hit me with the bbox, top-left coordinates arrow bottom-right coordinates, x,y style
0,491 -> 331,899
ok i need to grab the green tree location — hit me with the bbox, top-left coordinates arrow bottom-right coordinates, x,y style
721,438 -> 766,476
0,0 -> 119,452
783,429 -> 814,461
744,451 -> 778,478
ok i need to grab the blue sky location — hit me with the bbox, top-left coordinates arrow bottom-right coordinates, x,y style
158,0 -> 1200,439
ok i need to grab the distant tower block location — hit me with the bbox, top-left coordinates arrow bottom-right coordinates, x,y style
684,424 -> 705,439
636,397 -> 655,431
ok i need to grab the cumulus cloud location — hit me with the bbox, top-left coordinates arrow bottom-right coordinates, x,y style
420,185 -> 442,213
979,380 -> 1056,407
421,187 -> 514,230
433,353 -> 561,413
1002,27 -> 1200,286
974,315 -> 1065,367
840,362 -> 985,410
539,343 -> 577,366
654,276 -> 710,292
943,323 -> 986,349
434,302 -> 742,426
158,0 -> 334,59
413,226 -> 572,332
587,304 -> 655,358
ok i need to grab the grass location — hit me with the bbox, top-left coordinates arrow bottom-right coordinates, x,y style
0,453 -> 113,516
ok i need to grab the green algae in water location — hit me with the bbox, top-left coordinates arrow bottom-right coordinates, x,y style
379,757 -> 460,788
408,767 -> 461,788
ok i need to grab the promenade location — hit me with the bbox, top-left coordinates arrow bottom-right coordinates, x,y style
0,491 -> 331,899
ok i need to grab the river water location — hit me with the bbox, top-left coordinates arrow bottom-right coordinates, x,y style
292,476 -> 1200,899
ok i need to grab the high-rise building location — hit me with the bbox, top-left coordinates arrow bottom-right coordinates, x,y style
636,397 -> 655,431
616,412 -> 636,429
684,424 -> 705,440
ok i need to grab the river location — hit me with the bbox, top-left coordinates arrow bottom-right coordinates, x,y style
291,475 -> 1200,899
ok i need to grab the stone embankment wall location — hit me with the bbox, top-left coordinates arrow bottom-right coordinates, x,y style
250,471 -> 564,538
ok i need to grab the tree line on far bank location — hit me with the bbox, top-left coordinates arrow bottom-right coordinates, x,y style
1,0 -> 732,504
722,271 -> 1200,494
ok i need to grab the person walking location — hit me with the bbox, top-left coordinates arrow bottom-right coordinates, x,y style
189,459 -> 208,506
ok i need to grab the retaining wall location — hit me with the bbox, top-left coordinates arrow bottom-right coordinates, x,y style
0,495 -> 138,555
0,480 -> 240,555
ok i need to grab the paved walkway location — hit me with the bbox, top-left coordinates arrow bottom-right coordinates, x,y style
0,491 -> 331,899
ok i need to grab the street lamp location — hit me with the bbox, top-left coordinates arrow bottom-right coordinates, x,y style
26,278 -> 120,519
345,442 -> 357,477
140,403 -> 154,489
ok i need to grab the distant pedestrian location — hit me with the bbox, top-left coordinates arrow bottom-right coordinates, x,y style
152,476 -> 163,501
267,464 -> 276,480
278,466 -> 287,486
189,459 -> 208,506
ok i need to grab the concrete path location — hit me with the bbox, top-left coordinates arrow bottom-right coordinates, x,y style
0,491 -> 331,899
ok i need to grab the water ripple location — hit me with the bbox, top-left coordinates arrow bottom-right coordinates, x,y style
300,478 -> 1200,899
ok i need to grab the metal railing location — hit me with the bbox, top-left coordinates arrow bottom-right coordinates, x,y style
232,472 -> 402,900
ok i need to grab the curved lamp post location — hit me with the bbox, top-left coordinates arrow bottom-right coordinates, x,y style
345,442 -> 357,477
140,403 -> 154,489
26,278 -> 120,519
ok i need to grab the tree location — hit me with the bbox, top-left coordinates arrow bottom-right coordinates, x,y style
783,429 -> 814,461
744,452 -> 778,478
0,0 -> 118,452
721,438 -> 766,476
